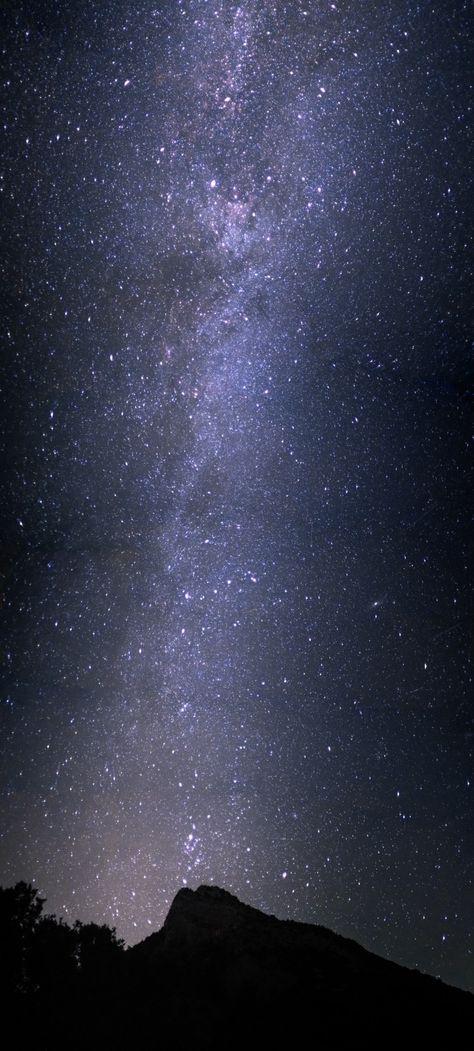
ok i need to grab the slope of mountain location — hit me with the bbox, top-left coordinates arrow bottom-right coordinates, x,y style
124,885 -> 473,1049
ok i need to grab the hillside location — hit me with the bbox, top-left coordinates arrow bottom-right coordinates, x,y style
2,882 -> 472,1049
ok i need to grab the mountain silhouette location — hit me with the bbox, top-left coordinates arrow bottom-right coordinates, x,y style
1,882 -> 472,1048
126,885 -> 473,1048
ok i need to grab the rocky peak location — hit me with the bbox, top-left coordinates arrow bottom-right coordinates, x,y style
160,885 -> 271,950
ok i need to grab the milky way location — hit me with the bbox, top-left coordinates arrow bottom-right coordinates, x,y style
1,1 -> 472,990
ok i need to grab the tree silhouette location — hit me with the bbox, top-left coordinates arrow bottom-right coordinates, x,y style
0,882 -> 45,992
74,920 -> 124,992
29,915 -> 78,993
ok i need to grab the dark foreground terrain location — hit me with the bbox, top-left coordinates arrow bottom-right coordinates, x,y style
2,882 -> 473,1048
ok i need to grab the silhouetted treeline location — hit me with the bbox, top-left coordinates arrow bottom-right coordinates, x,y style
0,881 -> 123,1000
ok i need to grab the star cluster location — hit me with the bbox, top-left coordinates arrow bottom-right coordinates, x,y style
0,1 -> 472,989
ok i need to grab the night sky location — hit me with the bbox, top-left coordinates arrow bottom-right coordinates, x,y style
1,0 -> 473,991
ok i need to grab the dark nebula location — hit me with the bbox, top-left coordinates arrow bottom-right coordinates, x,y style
0,1 -> 472,991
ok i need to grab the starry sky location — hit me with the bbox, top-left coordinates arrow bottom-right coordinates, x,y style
1,0 -> 473,991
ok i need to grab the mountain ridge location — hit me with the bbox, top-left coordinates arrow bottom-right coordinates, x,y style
123,883 -> 473,1049
2,881 -> 472,1049
134,882 -> 462,988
